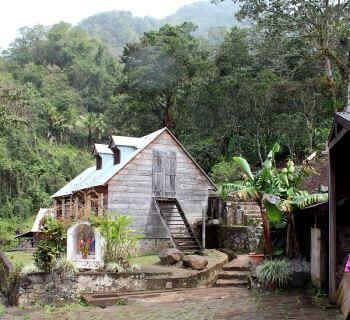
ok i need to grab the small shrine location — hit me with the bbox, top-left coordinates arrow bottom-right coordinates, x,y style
67,221 -> 104,269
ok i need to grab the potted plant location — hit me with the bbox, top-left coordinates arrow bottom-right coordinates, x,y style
249,252 -> 265,266
248,243 -> 265,266
255,259 -> 293,291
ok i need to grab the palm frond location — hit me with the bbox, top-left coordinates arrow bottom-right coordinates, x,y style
289,192 -> 328,209
233,157 -> 254,182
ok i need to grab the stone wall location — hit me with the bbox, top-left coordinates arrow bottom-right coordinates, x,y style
138,238 -> 170,254
225,199 -> 261,226
17,252 -> 228,305
218,225 -> 263,253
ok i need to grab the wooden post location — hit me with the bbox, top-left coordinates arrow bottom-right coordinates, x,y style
61,198 -> 66,219
98,193 -> 104,216
329,147 -> 337,303
202,209 -> 206,250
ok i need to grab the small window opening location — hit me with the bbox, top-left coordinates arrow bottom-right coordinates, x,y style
112,147 -> 120,165
96,155 -> 102,170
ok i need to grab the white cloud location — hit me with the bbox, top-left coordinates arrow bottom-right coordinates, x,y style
0,0 -> 201,49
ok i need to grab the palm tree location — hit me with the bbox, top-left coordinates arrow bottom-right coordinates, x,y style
222,143 -> 328,257
79,112 -> 106,146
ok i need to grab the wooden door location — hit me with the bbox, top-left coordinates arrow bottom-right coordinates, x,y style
153,149 -> 176,198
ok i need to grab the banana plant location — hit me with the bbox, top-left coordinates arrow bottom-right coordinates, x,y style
222,143 -> 328,256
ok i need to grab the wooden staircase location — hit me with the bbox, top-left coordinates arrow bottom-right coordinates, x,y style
153,198 -> 202,254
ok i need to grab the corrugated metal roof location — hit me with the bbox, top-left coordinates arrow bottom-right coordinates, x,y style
110,135 -> 142,148
336,112 -> 350,122
93,144 -> 113,155
52,128 -> 166,198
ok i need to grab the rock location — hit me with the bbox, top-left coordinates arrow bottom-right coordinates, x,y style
183,255 -> 208,270
219,248 -> 237,261
158,248 -> 183,265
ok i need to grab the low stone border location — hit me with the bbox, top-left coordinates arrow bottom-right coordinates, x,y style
17,251 -> 228,305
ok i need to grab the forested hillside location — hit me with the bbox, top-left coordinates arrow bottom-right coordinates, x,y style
0,0 -> 347,233
80,0 -> 240,56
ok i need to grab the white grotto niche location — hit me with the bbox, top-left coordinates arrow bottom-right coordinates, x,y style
67,221 -> 104,269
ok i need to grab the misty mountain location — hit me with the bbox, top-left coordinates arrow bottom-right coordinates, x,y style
79,1 -> 240,56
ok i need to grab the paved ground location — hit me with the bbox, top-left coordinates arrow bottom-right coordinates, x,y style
1,287 -> 343,320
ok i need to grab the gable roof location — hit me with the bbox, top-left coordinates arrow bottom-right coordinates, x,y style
93,144 -> 113,155
52,128 -> 216,198
15,208 -> 54,238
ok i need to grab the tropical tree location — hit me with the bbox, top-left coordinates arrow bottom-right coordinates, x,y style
222,143 -> 328,256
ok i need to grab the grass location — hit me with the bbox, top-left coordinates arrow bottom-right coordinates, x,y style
0,303 -> 5,316
5,251 -> 34,266
131,254 -> 160,265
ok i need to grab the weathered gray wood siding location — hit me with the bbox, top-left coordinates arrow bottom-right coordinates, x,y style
107,131 -> 214,238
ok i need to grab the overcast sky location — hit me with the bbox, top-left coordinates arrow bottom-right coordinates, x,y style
0,0 -> 200,49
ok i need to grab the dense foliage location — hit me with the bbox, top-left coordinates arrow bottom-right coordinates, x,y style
222,143 -> 328,256
34,216 -> 65,271
0,0 -> 348,229
91,214 -> 142,269
80,1 -> 240,56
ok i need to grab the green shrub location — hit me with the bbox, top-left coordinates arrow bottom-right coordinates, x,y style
210,158 -> 242,183
21,264 -> 39,274
53,257 -> 77,276
91,214 -> 143,269
256,259 -> 293,288
34,216 -> 65,272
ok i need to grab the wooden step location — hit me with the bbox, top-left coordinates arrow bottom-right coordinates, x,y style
215,279 -> 249,287
154,198 -> 202,254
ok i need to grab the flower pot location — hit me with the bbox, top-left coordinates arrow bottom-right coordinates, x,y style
266,281 -> 278,292
82,253 -> 88,259
248,252 -> 265,266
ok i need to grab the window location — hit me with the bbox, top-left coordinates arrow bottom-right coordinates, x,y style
112,147 -> 121,165
96,155 -> 102,170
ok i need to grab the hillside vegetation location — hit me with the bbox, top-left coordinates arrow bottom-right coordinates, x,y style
0,0 -> 348,242
80,1 -> 240,55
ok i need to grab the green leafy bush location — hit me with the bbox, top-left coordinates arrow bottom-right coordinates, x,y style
91,214 -> 143,269
256,259 -> 293,288
52,257 -> 77,277
34,216 -> 65,272
210,158 -> 242,183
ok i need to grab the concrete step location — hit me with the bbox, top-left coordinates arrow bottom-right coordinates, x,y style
237,205 -> 260,210
215,279 -> 249,287
244,213 -> 262,218
217,270 -> 250,280
222,254 -> 250,271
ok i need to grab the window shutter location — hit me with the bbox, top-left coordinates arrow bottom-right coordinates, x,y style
165,151 -> 177,197
153,149 -> 166,197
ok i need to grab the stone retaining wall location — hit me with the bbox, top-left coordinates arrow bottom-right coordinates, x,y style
17,252 -> 228,305
218,225 -> 263,253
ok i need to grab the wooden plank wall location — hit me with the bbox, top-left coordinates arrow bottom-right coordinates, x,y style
107,131 -> 213,238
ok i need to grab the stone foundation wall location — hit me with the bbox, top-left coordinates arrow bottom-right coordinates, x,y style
226,199 -> 261,226
218,225 -> 263,253
17,252 -> 228,305
138,238 -> 171,254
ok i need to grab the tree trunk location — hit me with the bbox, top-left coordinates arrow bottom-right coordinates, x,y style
285,213 -> 300,258
257,198 -> 273,256
347,76 -> 350,113
87,129 -> 92,147
162,96 -> 175,129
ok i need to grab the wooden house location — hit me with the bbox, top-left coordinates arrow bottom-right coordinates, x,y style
52,128 -> 216,263
328,112 -> 350,305
16,208 -> 54,248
